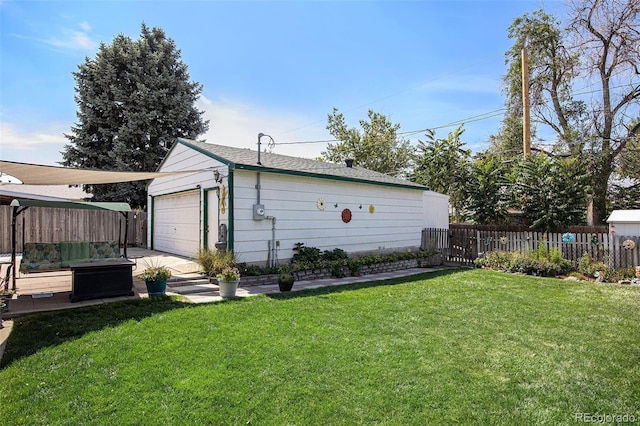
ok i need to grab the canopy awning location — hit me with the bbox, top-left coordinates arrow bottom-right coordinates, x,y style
10,198 -> 131,212
0,160 -> 191,185
7,198 -> 133,291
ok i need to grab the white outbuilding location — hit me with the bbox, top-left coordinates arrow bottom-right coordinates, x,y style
607,209 -> 640,236
147,138 -> 449,265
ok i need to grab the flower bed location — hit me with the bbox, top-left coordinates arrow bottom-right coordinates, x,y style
239,253 -> 443,287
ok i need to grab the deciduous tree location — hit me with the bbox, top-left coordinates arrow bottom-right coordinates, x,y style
323,108 -> 412,176
512,154 -> 589,231
465,155 -> 510,225
411,126 -> 470,222
501,1 -> 640,223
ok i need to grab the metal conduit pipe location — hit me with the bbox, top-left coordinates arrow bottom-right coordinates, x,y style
266,216 -> 277,267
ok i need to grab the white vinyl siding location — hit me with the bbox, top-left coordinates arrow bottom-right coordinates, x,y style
232,171 -> 429,264
147,144 -> 225,256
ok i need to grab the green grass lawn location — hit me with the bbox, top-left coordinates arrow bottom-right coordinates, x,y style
1,269 -> 639,425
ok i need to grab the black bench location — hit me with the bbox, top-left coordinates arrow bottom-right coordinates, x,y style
69,260 -> 135,302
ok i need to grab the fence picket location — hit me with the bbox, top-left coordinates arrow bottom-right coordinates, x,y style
0,205 -> 147,253
424,225 -> 639,269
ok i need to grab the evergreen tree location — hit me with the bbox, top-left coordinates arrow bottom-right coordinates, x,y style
62,24 -> 209,208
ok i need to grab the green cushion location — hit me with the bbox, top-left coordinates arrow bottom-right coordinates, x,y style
60,241 -> 90,262
20,241 -> 120,272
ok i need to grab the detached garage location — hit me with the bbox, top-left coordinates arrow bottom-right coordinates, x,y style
147,138 -> 449,265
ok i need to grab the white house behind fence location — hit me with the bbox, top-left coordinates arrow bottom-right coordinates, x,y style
147,138 -> 449,266
607,210 -> 640,236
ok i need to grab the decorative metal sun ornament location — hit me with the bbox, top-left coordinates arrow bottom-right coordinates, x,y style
622,239 -> 637,250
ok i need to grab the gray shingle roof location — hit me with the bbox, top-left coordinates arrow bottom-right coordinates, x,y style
0,184 -> 91,205
178,138 -> 428,190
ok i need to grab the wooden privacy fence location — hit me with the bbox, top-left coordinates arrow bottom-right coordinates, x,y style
0,205 -> 147,253
422,225 -> 640,269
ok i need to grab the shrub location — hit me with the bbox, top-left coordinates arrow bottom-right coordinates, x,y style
347,259 -> 362,276
329,261 -> 346,278
577,253 -> 607,278
196,248 -> 236,277
474,251 -> 512,270
476,250 -> 572,277
535,239 -> 548,261
292,242 -> 322,263
549,248 -> 563,264
508,253 -> 564,277
597,266 -> 636,283
322,248 -> 348,261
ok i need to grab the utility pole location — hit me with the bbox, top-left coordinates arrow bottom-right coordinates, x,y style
521,47 -> 531,158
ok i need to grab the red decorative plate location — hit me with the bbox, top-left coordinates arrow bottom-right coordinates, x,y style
341,208 -> 352,223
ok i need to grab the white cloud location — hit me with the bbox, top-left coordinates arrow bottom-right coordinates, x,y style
44,27 -> 97,51
78,21 -> 92,32
11,22 -> 98,52
0,123 -> 68,165
0,97 -> 334,167
1,122 -> 67,149
197,95 -> 331,160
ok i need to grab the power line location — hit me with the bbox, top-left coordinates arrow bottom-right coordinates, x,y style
275,53 -> 504,138
273,81 -> 637,147
277,107 -> 507,146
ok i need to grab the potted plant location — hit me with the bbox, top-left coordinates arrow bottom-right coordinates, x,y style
277,272 -> 295,292
138,261 -> 172,297
216,266 -> 240,298
0,289 -> 14,313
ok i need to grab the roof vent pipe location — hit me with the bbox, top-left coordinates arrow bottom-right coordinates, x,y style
345,158 -> 354,168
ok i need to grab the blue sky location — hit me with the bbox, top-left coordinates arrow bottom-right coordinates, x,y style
1,0 -> 565,167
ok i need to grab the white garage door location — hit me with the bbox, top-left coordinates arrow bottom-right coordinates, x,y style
153,191 -> 200,257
